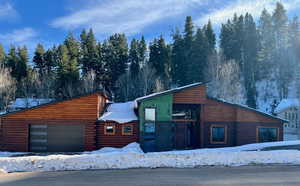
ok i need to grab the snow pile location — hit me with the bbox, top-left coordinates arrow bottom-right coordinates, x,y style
275,98 -> 300,113
98,101 -> 137,123
2,141 -> 300,173
0,152 -> 27,157
85,142 -> 143,154
7,98 -> 53,111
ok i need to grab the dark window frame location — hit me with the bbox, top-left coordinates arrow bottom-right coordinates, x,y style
210,124 -> 227,144
256,127 -> 279,143
104,123 -> 116,135
122,124 -> 133,136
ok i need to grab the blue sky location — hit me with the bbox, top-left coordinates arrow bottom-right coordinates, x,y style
0,0 -> 300,53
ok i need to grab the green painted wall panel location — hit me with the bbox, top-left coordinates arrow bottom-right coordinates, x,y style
138,93 -> 173,133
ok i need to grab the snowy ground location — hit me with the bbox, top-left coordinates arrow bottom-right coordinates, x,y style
1,141 -> 300,173
0,152 -> 27,158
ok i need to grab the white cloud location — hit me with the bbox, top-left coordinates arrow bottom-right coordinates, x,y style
196,0 -> 300,26
51,0 -> 208,36
0,28 -> 38,46
0,2 -> 18,19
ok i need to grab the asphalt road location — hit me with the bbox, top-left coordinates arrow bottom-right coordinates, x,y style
1,166 -> 300,186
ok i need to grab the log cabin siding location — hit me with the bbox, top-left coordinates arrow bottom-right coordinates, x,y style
0,93 -> 107,152
236,107 -> 279,123
235,122 -> 283,146
4,93 -> 104,120
173,85 -> 206,104
203,99 -> 237,122
96,121 -> 139,148
203,122 -> 236,148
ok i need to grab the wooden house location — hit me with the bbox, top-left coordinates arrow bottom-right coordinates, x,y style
97,101 -> 139,148
0,83 -> 286,153
0,93 -> 108,152
135,83 -> 286,152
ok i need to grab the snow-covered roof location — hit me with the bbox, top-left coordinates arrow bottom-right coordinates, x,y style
8,98 -> 54,110
135,82 -> 203,103
275,98 -> 300,113
98,101 -> 137,123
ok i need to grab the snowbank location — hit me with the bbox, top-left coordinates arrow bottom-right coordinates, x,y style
8,98 -> 53,110
0,152 -> 27,157
98,101 -> 137,123
84,142 -> 143,154
275,98 -> 300,113
2,141 -> 300,173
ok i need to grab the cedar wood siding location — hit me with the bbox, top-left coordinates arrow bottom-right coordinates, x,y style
0,93 -> 107,152
203,98 -> 283,148
235,107 -> 283,146
173,85 -> 206,104
203,99 -> 237,148
96,121 -> 139,148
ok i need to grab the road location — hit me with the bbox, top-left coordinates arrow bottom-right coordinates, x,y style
1,166 -> 300,186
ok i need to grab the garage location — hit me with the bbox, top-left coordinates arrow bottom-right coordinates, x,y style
29,124 -> 85,152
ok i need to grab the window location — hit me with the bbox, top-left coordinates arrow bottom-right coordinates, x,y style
210,125 -> 227,144
257,127 -> 278,142
144,123 -> 155,134
285,112 -> 287,119
145,108 -> 156,121
122,124 -> 133,135
104,124 -> 115,135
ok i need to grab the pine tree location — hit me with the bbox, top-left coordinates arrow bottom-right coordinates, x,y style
6,46 -> 19,80
138,36 -> 147,66
272,2 -> 290,99
103,33 -> 128,92
182,16 -> 195,85
0,44 -> 5,67
204,20 -> 216,54
171,28 -> 185,86
189,28 -> 209,83
33,43 -> 45,75
80,29 -> 99,74
17,46 -> 29,81
220,20 -> 235,61
243,13 -> 259,108
272,2 -> 289,50
129,39 -> 139,75
56,44 -> 79,98
257,9 -> 275,78
149,36 -> 170,81
43,47 -> 58,73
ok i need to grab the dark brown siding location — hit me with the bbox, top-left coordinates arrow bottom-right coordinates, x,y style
236,122 -> 283,146
0,93 -> 107,152
202,98 -> 284,148
236,107 -> 279,123
96,121 -> 139,148
203,99 -> 236,122
173,85 -> 206,104
203,122 -> 236,148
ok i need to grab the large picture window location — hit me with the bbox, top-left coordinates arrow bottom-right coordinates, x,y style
257,127 -> 278,142
145,108 -> 156,121
210,125 -> 227,144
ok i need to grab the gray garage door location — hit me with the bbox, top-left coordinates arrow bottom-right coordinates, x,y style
29,124 -> 85,152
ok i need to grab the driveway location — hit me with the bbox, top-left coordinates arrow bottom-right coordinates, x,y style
1,165 -> 300,186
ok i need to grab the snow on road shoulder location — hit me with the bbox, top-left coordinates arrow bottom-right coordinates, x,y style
84,142 -> 143,154
1,141 -> 300,173
0,152 -> 27,157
